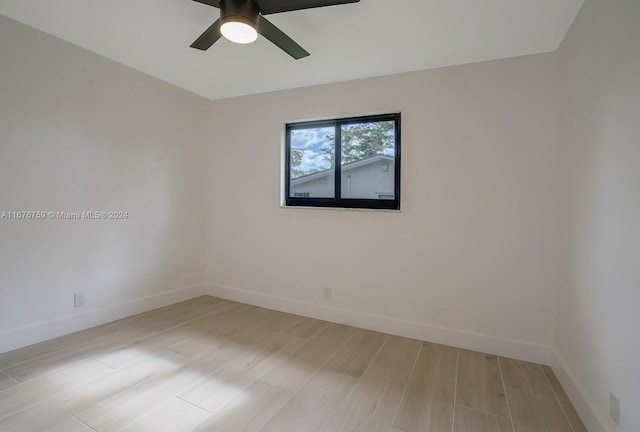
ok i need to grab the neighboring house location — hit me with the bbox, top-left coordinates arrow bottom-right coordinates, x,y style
291,154 -> 395,199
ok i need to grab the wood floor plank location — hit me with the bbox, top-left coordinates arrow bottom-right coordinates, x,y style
323,329 -> 389,378
46,418 -> 96,432
0,325 -> 117,371
160,299 -> 251,331
284,317 -> 332,339
499,357 -> 554,396
3,322 -> 172,382
217,308 -> 300,345
0,370 -> 18,392
393,342 -> 457,432
456,350 -> 510,418
162,309 -> 253,357
0,349 -> 184,432
0,360 -> 114,419
165,306 -> 267,357
499,357 -> 531,392
322,336 -> 421,432
0,297 -> 212,371
183,304 -> 259,333
227,324 -> 283,347
118,397 -> 210,432
453,405 -> 512,432
259,323 -> 356,393
254,310 -> 307,332
157,297 -> 229,327
262,329 -> 388,432
521,362 -> 555,396
179,334 -> 307,412
228,312 -> 304,347
542,366 -> 589,432
191,381 -> 294,432
262,369 -> 359,432
77,340 -> 254,432
101,296 -> 222,333
95,328 -> 199,370
506,387 -> 573,432
2,298 -> 226,383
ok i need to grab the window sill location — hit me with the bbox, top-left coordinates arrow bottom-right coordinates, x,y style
280,205 -> 401,213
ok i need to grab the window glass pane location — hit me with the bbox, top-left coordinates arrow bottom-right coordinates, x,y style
340,120 -> 395,199
289,127 -> 335,198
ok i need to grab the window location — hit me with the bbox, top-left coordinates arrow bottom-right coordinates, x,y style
285,113 -> 400,210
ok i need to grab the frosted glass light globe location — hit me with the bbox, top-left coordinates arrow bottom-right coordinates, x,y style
221,21 -> 258,44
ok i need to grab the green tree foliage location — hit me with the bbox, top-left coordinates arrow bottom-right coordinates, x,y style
323,121 -> 395,164
290,147 -> 307,178
320,142 -> 335,167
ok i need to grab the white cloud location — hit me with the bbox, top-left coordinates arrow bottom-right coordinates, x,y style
291,127 -> 334,173
301,150 -> 330,172
291,127 -> 333,150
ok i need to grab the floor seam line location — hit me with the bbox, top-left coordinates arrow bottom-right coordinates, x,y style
319,333 -> 391,432
176,395 -> 214,414
542,367 -> 576,432
497,356 -> 517,432
451,349 -> 460,432
389,342 -> 422,430
74,416 -> 99,432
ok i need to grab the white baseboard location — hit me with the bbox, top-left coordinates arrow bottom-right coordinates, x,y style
205,283 -> 551,365
0,284 -> 206,354
551,350 -> 610,432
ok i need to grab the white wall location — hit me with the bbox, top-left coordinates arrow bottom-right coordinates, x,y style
5,7 -> 637,429
555,1 -> 640,431
0,16 -> 208,352
205,53 -> 561,362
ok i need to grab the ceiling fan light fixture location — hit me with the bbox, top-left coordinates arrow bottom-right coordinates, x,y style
190,0 -> 360,58
220,20 -> 258,44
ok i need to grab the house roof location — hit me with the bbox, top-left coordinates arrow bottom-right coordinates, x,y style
291,153 -> 393,185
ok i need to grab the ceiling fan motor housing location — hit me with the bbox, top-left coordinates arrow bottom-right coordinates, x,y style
220,0 -> 260,28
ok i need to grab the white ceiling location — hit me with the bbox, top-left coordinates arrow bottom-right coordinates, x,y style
0,0 -> 584,100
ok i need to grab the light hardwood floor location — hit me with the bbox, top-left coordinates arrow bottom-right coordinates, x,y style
0,296 -> 587,432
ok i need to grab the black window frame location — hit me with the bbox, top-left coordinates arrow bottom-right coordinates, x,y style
285,113 -> 401,210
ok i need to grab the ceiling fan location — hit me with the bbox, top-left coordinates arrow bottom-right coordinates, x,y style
190,0 -> 360,59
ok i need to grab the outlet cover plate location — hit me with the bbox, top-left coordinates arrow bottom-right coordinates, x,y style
610,392 -> 620,426
74,292 -> 85,308
323,287 -> 332,300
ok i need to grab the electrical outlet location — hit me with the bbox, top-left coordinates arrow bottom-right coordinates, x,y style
323,287 -> 332,300
610,392 -> 620,426
74,292 -> 85,308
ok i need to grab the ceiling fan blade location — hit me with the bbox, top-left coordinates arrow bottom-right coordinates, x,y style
190,19 -> 222,50
257,15 -> 310,59
191,0 -> 221,8
257,0 -> 359,15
